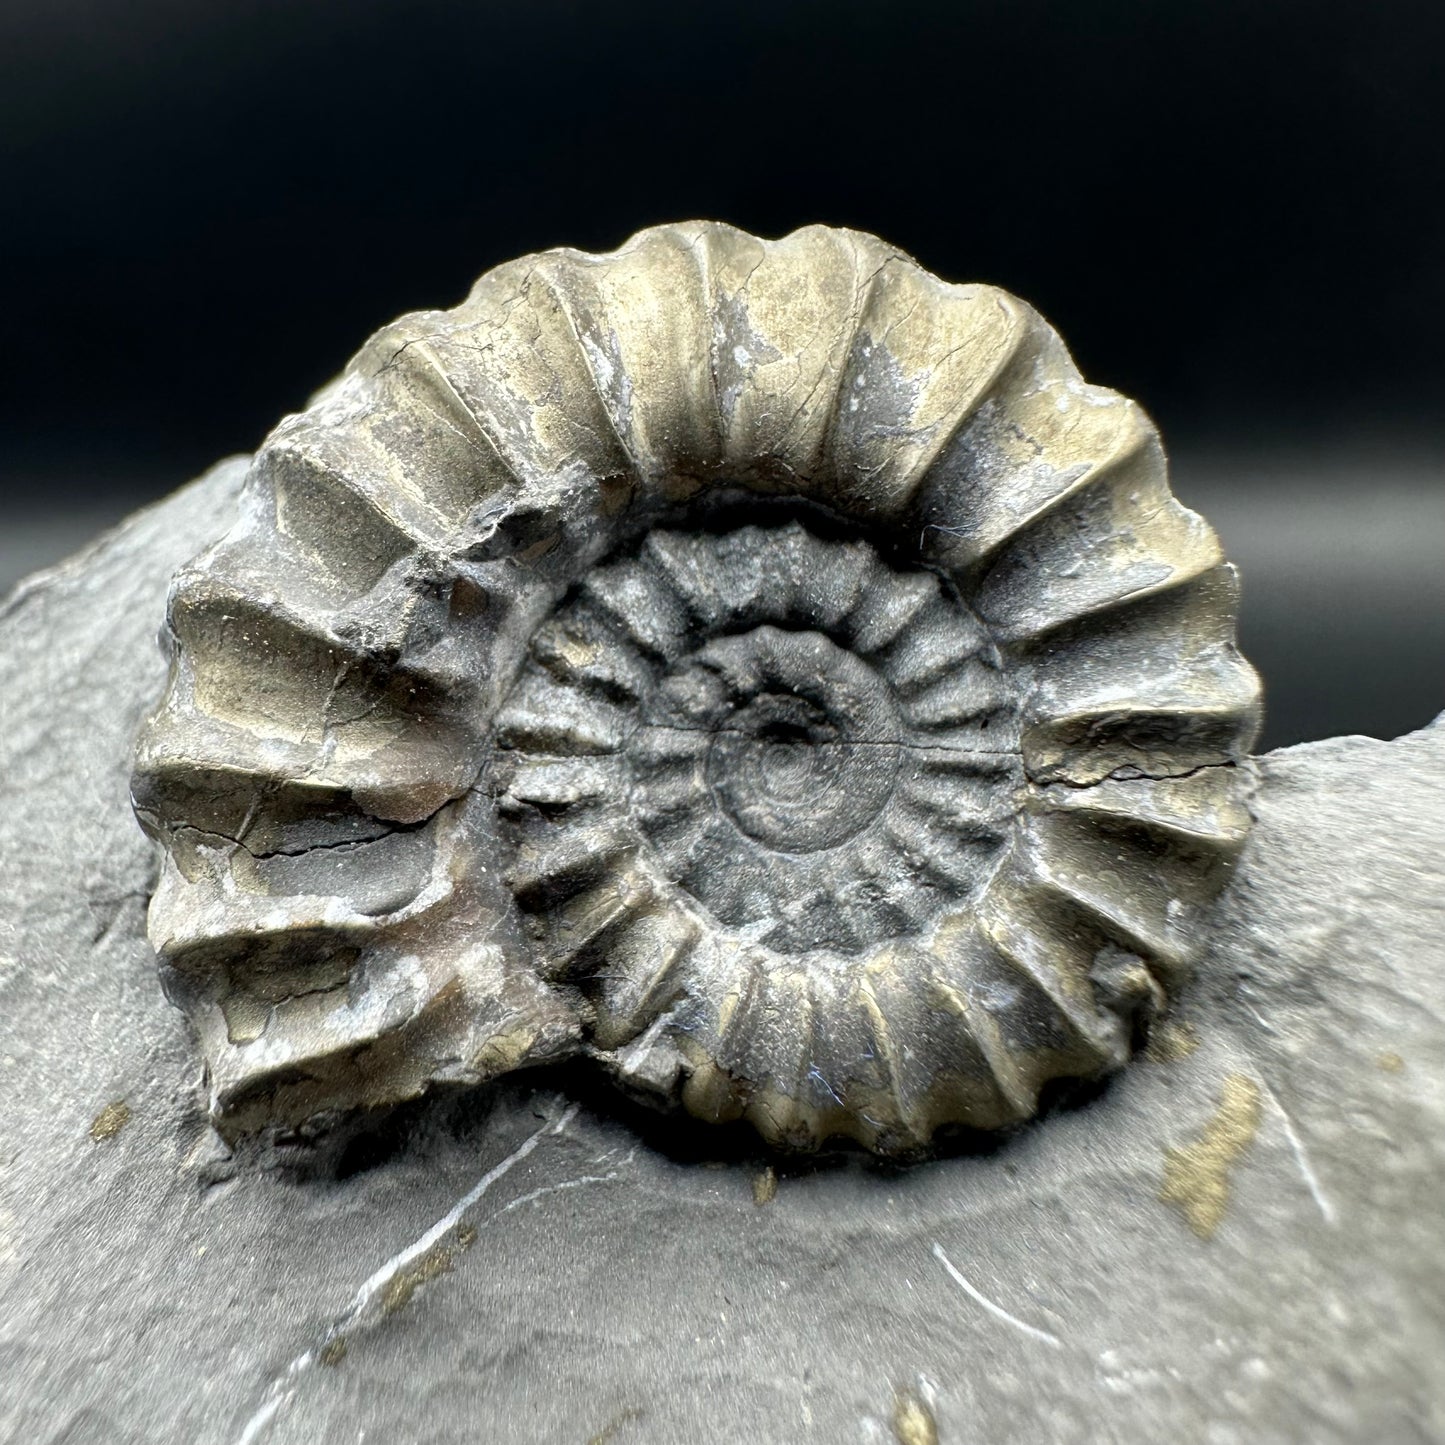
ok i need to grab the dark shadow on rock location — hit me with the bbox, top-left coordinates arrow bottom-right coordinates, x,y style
217,1054 -> 1123,1191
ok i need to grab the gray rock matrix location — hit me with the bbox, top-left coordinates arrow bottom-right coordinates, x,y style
1,461 -> 1441,1443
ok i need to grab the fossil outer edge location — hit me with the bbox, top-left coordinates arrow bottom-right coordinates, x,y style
130,222 -> 1262,1153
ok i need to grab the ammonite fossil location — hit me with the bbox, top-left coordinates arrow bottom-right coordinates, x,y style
131,222 -> 1261,1153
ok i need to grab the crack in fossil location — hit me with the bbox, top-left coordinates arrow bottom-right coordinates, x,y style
502,721 -> 1020,758
1033,759 -> 1244,789
172,819 -> 426,863
500,724 -> 1242,787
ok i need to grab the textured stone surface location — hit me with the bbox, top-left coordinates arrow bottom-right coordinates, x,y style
1,465 -> 1442,1444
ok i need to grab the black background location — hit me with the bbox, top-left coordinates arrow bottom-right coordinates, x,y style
3,0 -> 1442,746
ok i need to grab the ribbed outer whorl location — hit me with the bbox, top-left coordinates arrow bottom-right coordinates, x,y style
132,223 -> 1260,1150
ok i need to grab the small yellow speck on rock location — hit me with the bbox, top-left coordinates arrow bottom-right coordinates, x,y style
751,1166 -> 778,1206
377,1222 -> 478,1316
1160,1074 -> 1262,1239
1378,1051 -> 1405,1073
587,1406 -> 643,1444
89,1100 -> 131,1142
1145,1017 -> 1200,1063
892,1385 -> 938,1445
318,1336 -> 347,1367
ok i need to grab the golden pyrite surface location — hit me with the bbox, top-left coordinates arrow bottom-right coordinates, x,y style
131,223 -> 1261,1153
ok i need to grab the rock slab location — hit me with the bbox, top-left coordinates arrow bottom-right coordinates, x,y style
1,462 -> 1441,1444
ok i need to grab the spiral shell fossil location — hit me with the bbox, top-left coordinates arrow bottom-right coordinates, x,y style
132,222 -> 1261,1152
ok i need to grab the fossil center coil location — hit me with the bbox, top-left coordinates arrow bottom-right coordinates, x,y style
495,522 -> 1022,964
131,221 -> 1261,1154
